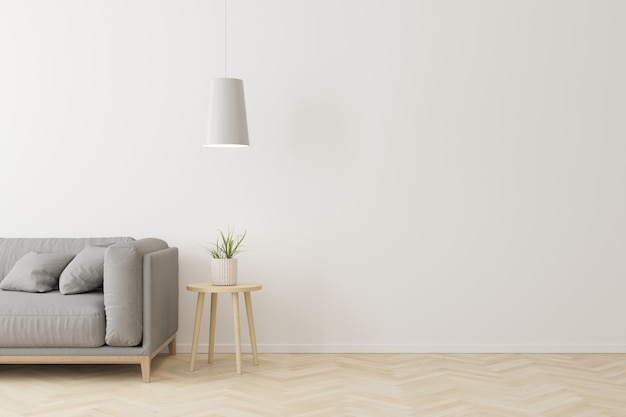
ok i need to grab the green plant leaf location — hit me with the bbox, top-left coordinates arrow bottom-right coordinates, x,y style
199,227 -> 247,259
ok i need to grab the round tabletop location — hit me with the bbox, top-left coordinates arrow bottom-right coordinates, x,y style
187,282 -> 262,293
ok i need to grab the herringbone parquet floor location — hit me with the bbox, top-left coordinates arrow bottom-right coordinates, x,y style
1,353 -> 625,416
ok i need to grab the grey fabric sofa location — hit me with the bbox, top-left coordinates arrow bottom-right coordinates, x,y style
0,237 -> 178,382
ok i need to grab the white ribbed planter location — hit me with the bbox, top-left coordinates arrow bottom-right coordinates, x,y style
211,258 -> 238,286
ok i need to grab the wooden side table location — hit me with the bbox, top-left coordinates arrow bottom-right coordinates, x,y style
187,282 -> 262,374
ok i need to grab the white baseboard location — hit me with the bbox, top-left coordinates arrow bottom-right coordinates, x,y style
174,343 -> 626,354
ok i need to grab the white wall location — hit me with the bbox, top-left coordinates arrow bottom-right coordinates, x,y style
1,0 -> 625,353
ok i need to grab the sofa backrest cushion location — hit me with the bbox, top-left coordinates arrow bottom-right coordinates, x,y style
0,237 -> 134,283
103,238 -> 168,347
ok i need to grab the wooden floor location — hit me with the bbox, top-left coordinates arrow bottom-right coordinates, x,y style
1,353 -> 625,416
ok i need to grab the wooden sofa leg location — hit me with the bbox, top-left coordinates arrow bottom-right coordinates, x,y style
140,357 -> 151,383
168,337 -> 177,355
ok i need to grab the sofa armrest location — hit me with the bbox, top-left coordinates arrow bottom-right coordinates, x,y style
103,238 -> 168,346
142,247 -> 179,353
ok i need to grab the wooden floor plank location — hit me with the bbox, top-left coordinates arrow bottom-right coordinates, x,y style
1,354 -> 625,416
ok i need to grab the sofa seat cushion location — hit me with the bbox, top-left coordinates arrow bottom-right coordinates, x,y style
0,290 -> 105,348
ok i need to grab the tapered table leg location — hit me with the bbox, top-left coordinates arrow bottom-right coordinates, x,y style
189,292 -> 205,372
244,292 -> 259,366
232,292 -> 242,374
208,293 -> 218,363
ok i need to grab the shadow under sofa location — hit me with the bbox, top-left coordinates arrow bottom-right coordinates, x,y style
0,237 -> 178,383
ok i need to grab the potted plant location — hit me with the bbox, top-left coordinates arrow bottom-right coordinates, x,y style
201,228 -> 246,285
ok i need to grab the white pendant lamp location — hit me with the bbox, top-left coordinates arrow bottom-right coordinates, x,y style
203,1 -> 249,148
204,78 -> 249,147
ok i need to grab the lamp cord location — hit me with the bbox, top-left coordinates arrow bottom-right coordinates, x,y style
224,0 -> 227,78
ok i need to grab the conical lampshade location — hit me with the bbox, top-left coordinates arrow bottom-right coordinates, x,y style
204,78 -> 249,147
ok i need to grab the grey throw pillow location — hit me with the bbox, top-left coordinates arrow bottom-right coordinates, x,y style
59,246 -> 107,295
0,252 -> 75,293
